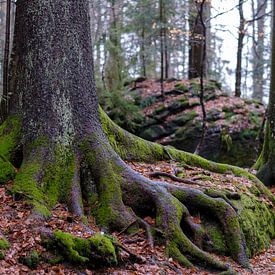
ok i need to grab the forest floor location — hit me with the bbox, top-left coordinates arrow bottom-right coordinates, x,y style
0,161 -> 274,274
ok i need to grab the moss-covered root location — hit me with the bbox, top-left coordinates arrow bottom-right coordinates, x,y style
163,183 -> 249,268
81,137 -> 136,231
42,230 -> 117,266
100,108 -> 274,203
0,116 -> 21,184
12,145 -> 84,218
157,196 -> 230,271
121,171 -> 230,271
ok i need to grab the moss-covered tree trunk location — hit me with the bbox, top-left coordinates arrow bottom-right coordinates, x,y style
7,0 -> 133,227
255,1 -> 275,186
0,0 -> 273,272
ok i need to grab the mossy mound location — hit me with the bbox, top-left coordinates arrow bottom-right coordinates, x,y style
200,192 -> 274,258
119,78 -> 265,167
42,230 -> 117,267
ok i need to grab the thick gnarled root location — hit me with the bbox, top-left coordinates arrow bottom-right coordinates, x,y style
80,137 -> 137,231
119,166 -> 248,271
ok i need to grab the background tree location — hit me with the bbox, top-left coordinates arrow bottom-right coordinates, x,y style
251,0 -> 267,102
188,0 -> 210,79
235,0 -> 245,97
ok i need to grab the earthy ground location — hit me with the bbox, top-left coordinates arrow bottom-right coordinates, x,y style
0,161 -> 274,274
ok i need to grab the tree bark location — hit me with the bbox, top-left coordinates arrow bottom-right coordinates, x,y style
188,0 -> 208,79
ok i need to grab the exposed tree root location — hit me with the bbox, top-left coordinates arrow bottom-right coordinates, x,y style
119,163 -> 249,269
148,171 -> 203,186
0,113 -> 273,272
100,108 -> 274,203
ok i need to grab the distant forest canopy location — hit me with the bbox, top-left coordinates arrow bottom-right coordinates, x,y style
0,0 -> 272,102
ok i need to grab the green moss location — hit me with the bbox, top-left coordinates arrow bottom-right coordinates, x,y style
0,116 -> 21,160
12,162 -> 44,203
232,194 -> 275,257
203,220 -> 227,254
89,233 -> 117,265
54,230 -> 90,263
0,158 -> 15,184
0,116 -> 21,184
50,231 -> 117,266
166,242 -> 192,267
175,83 -> 189,92
100,106 -> 274,203
0,238 -> 10,250
81,138 -> 127,228
0,237 -> 10,260
32,201 -> 51,219
12,145 -> 78,217
100,106 -> 165,162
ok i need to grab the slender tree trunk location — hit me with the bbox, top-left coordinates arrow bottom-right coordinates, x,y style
140,26 -> 146,78
235,0 -> 245,97
188,0 -> 207,79
160,0 -> 165,99
252,0 -> 267,102
0,0 -> 11,122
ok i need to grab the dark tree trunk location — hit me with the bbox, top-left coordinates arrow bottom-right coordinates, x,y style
188,0 -> 208,79
255,0 -> 275,185
1,0 -> 271,271
140,26 -> 146,78
160,0 -> 165,99
9,0 -> 133,229
235,0 -> 245,97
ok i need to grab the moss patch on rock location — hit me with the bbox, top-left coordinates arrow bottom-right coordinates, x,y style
232,194 -> 275,257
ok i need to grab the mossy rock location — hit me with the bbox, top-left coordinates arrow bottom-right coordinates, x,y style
139,125 -> 166,141
172,111 -> 198,126
232,194 -> 275,257
43,230 -> 117,267
168,100 -> 189,113
174,82 -> 189,92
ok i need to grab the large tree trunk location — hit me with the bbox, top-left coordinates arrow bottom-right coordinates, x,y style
8,0 -> 133,229
255,0 -> 275,185
0,0 -> 273,271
